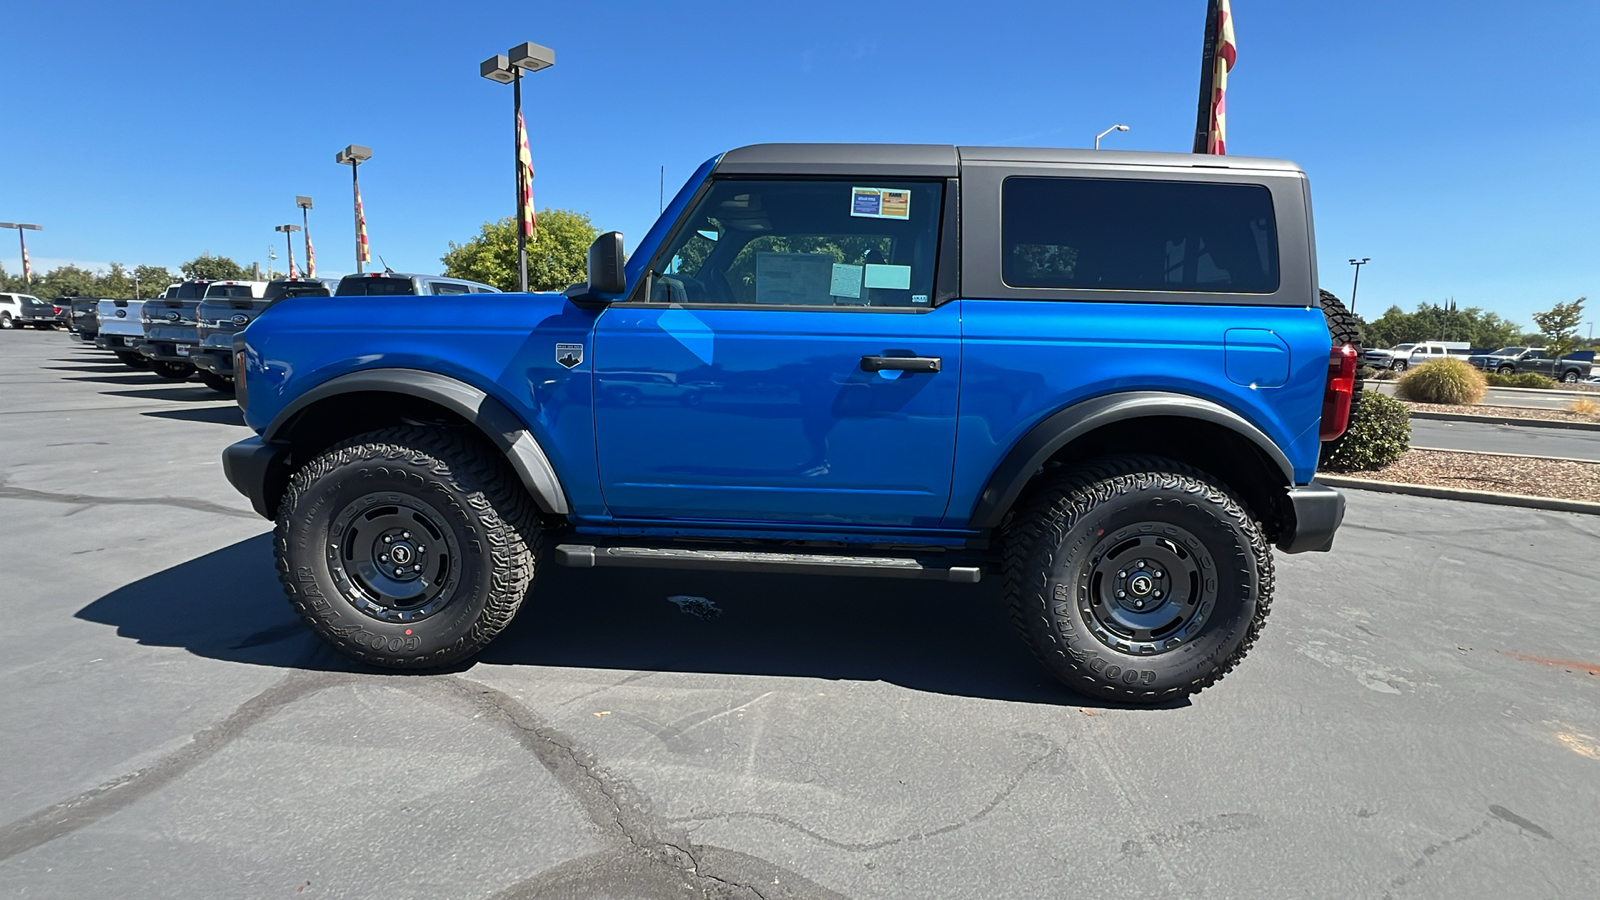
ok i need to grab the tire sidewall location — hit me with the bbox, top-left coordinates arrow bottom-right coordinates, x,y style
1038,478 -> 1260,698
280,452 -> 498,667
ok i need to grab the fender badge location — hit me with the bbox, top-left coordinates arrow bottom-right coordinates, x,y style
555,343 -> 583,369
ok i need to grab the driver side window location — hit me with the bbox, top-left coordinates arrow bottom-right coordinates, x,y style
648,179 -> 942,308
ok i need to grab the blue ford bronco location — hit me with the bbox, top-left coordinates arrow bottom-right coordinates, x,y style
223,144 -> 1358,703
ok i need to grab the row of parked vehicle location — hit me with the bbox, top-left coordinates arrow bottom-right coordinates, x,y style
56,271 -> 499,392
1364,340 -> 1595,382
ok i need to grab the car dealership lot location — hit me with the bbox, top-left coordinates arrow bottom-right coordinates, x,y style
2,330 -> 1598,899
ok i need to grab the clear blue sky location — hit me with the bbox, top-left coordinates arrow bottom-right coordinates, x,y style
1,0 -> 1595,329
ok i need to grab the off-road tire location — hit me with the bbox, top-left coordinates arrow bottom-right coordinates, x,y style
115,351 -> 150,369
151,360 -> 195,381
198,370 -> 235,394
274,426 -> 543,669
1319,289 -> 1364,401
1003,455 -> 1273,704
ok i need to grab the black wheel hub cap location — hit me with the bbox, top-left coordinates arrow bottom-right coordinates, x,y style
1077,525 -> 1217,655
328,493 -> 461,623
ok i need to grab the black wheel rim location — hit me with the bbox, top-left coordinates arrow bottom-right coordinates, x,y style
327,492 -> 462,624
1075,524 -> 1217,655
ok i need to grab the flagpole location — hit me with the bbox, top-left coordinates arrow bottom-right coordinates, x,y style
514,67 -> 528,293
1193,0 -> 1220,154
351,162 -> 362,274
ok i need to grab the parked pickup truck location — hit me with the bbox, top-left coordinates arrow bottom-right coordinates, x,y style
95,299 -> 149,368
66,298 -> 99,341
194,278 -> 331,393
1469,347 -> 1594,383
138,280 -> 216,379
223,143 -> 1354,704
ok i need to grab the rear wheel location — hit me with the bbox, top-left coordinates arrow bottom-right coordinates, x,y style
151,360 -> 195,381
274,426 -> 542,669
0,313 -> 12,330
115,351 -> 149,369
1562,370 -> 1580,384
1003,456 -> 1272,704
198,370 -> 235,394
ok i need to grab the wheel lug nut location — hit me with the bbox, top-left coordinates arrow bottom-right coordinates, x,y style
1135,600 -> 1144,609
394,567 -> 404,576
417,545 -> 426,553
380,555 -> 389,563
1154,590 -> 1163,598
1154,570 -> 1163,578
383,535 -> 393,543
403,532 -> 411,539
1118,571 -> 1126,578
1136,560 -> 1146,568
1116,590 -> 1126,598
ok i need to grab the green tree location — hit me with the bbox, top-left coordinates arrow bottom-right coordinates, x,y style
441,209 -> 599,292
133,264 -> 176,299
1361,301 -> 1522,350
1531,297 -> 1586,358
181,253 -> 248,281
34,265 -> 100,300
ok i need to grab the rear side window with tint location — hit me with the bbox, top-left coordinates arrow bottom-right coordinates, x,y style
430,282 -> 470,295
337,277 -> 415,296
1002,177 -> 1279,294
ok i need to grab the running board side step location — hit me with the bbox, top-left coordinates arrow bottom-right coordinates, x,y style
554,544 -> 982,583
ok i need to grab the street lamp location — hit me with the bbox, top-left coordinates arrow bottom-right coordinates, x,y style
480,40 -> 556,292
0,222 -> 43,287
1348,258 -> 1370,314
275,224 -> 302,279
296,195 -> 315,278
1094,124 -> 1129,150
335,144 -> 372,273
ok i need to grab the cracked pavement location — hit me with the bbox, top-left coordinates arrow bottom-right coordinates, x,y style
3,331 -> 1599,898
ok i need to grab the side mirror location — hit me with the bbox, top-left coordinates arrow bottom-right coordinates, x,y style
566,231 -> 625,308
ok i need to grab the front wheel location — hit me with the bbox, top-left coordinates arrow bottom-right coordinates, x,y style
1003,456 -> 1273,704
1393,361 -> 1407,372
1497,366 -> 1515,376
274,426 -> 543,668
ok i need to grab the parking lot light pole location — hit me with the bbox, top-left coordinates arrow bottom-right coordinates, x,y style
1348,258 -> 1370,314
1094,124 -> 1129,149
275,225 -> 302,279
335,145 -> 372,274
0,223 -> 43,287
481,42 -> 555,292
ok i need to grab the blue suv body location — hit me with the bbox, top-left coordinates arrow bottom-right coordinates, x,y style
224,144 -> 1351,703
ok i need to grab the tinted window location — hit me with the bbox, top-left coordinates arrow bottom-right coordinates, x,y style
649,179 -> 943,307
204,285 -> 256,299
1002,177 -> 1279,293
430,282 -> 471,295
172,282 -> 211,299
336,276 -> 415,296
264,282 -> 330,301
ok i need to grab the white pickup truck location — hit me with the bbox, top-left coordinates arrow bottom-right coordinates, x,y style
1365,341 -> 1472,371
96,299 -> 148,368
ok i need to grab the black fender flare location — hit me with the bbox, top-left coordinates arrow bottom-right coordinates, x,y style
265,368 -> 570,515
966,391 -> 1294,530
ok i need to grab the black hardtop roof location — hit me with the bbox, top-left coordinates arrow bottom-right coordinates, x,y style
714,143 -> 1304,178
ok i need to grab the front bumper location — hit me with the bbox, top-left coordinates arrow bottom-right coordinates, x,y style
223,436 -> 292,519
1276,482 -> 1345,554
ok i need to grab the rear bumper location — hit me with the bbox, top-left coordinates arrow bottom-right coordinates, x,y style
223,436 -> 291,520
1276,482 -> 1345,554
193,349 -> 233,374
139,340 -> 199,363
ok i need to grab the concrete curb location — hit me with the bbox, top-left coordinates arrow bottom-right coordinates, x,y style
1474,384 -> 1599,398
1407,410 -> 1600,432
1318,475 -> 1600,516
1410,446 -> 1600,465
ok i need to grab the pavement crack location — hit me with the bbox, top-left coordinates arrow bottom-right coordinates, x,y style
0,475 -> 256,520
668,738 -> 1057,853
0,671 -> 346,862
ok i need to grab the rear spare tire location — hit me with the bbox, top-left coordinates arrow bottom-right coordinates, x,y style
1003,456 -> 1273,704
274,426 -> 542,669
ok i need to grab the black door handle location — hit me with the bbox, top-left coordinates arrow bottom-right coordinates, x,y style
861,355 -> 941,373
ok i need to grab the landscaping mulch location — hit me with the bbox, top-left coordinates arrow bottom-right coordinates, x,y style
1398,401 -> 1600,425
1350,448 -> 1600,503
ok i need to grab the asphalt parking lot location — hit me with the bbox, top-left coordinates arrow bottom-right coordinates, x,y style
2,329 -> 1598,899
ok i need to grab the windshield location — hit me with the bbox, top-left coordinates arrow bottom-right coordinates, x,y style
1390,344 -> 1415,352
336,276 -> 415,296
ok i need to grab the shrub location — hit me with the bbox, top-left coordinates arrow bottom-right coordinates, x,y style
1571,398 -> 1600,419
1358,365 -> 1380,381
1320,392 -> 1411,472
1394,358 -> 1487,405
1485,372 -> 1557,389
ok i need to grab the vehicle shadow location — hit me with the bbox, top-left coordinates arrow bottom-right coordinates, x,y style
103,386 -> 227,402
77,535 -> 1138,707
63,373 -> 170,386
143,406 -> 246,426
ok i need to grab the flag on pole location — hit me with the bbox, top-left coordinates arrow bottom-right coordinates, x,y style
517,110 -> 536,242
289,256 -> 298,279
1192,0 -> 1238,155
355,184 -> 370,265
21,239 -> 31,285
305,232 -> 316,278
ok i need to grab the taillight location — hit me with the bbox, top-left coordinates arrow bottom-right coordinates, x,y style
234,346 -> 249,410
1320,344 -> 1359,441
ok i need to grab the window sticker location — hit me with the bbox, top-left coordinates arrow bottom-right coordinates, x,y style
829,263 -> 863,300
850,187 -> 912,220
863,263 -> 912,290
755,252 -> 834,304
